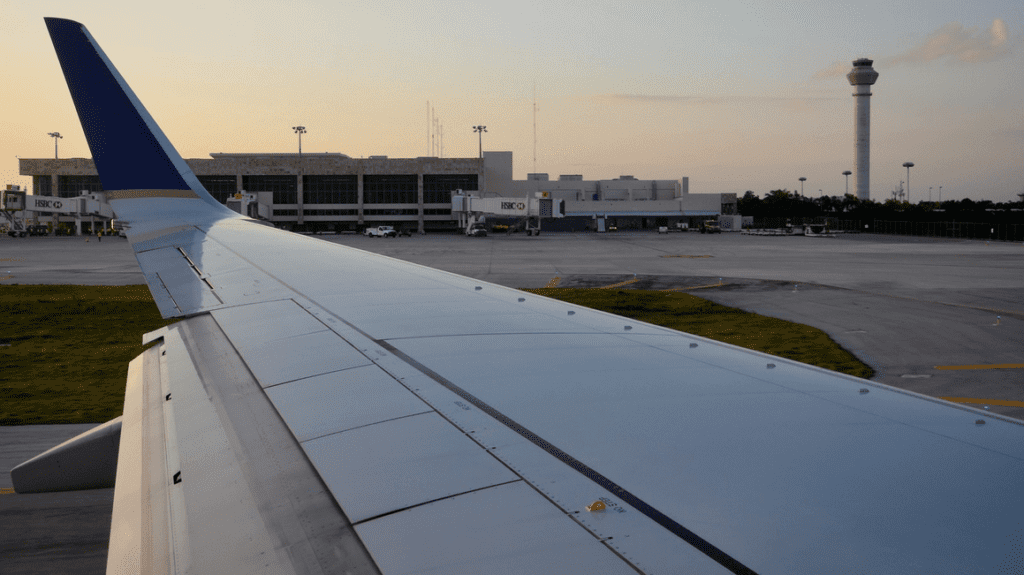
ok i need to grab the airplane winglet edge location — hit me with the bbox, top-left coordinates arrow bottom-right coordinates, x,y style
44,17 -> 230,216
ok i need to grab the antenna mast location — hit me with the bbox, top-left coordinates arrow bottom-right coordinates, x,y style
533,82 -> 538,174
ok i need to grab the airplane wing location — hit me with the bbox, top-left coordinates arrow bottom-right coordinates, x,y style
15,17 -> 1024,574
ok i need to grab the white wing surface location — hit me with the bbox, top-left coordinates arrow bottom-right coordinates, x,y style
28,17 -> 1024,574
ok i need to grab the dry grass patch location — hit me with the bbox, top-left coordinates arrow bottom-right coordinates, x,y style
527,288 -> 874,379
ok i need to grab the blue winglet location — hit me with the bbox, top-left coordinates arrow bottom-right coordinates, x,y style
45,18 -> 224,210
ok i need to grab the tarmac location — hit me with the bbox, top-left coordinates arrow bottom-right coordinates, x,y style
2,230 -> 1023,573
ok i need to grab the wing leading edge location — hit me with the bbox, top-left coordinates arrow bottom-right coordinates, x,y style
28,16 -> 1024,575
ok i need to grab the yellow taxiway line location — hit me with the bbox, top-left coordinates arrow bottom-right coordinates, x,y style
934,363 -> 1024,371
597,278 -> 640,289
660,280 -> 725,292
0,487 -> 15,495
544,276 -> 561,288
940,397 -> 1024,408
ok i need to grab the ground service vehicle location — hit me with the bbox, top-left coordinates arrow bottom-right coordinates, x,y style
364,225 -> 397,238
700,220 -> 721,234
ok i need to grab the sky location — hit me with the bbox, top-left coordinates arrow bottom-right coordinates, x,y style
1,0 -> 1021,202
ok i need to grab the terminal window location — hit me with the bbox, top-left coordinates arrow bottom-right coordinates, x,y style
244,175 -> 297,204
363,175 -> 417,204
423,174 -> 477,204
364,208 -> 418,215
57,175 -> 103,197
197,175 -> 238,204
33,175 -> 53,196
304,209 -> 357,216
304,175 -> 357,204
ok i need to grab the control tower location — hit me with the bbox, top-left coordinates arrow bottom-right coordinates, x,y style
847,58 -> 879,201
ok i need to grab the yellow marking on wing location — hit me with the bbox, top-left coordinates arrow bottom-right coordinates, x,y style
934,363 -> 1024,371
545,276 -> 561,288
940,397 -> 1024,408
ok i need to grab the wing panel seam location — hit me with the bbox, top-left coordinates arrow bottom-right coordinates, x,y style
350,479 -> 524,527
372,339 -> 760,575
191,230 -> 755,572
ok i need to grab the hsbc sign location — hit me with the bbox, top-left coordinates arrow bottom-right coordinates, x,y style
500,201 -> 527,211
33,198 -> 62,210
27,196 -> 76,213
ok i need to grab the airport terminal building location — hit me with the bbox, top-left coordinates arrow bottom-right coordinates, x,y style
18,152 -> 735,232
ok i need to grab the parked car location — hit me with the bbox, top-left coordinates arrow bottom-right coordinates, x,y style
466,225 -> 487,237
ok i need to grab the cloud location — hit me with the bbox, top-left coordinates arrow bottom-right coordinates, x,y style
813,19 -> 1011,79
813,61 -> 850,80
885,18 -> 1010,65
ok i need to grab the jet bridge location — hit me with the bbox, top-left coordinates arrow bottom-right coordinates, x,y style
2,187 -> 114,236
451,191 -> 564,236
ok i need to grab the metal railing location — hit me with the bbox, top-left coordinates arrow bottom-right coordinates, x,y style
872,220 -> 1024,242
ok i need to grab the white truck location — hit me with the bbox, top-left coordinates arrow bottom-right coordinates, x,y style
363,225 -> 397,238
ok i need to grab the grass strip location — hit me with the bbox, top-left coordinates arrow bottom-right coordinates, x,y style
526,288 -> 874,380
1,285 -> 873,426
0,285 -> 177,425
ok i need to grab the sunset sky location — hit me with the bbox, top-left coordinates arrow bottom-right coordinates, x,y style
1,0 -> 1021,202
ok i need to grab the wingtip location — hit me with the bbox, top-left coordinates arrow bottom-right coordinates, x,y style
44,17 -> 83,27
42,14 -> 227,213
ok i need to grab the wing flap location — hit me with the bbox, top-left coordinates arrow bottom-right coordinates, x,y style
152,316 -> 380,574
107,339 -> 172,574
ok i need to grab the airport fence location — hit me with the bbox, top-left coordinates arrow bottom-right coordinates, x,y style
871,220 -> 1024,242
749,217 -> 862,231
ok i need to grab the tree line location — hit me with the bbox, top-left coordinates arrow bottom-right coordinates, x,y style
738,190 -> 1024,223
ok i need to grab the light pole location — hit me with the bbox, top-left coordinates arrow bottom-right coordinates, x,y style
798,177 -> 806,197
842,170 -> 852,195
938,186 -> 942,204
47,132 -> 62,159
292,126 -> 306,156
929,186 -> 932,202
473,125 -> 487,159
293,126 -> 307,223
902,162 -> 914,204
